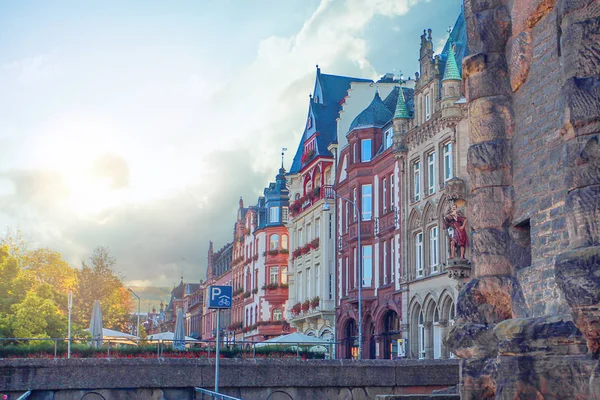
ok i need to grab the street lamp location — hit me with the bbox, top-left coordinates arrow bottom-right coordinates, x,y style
322,186 -> 363,360
127,288 -> 141,337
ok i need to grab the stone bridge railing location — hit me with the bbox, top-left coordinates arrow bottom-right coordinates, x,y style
0,358 -> 459,400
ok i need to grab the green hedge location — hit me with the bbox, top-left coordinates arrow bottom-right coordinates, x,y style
0,342 -> 327,359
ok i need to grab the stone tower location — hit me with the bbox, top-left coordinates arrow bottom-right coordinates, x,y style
446,0 -> 600,399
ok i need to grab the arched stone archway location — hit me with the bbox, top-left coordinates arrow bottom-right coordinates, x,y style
381,309 -> 401,360
342,318 -> 358,359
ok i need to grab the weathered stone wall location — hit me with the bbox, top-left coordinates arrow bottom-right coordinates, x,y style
0,358 -> 459,400
446,0 -> 600,398
511,3 -> 571,318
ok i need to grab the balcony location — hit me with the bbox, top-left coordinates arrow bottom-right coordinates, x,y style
262,283 -> 289,301
375,207 -> 398,236
348,220 -> 373,240
289,187 -> 326,217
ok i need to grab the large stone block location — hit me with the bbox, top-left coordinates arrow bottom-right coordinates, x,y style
507,31 -> 533,92
444,323 -> 499,359
566,185 -> 600,248
455,276 -> 528,325
463,53 -> 512,101
466,0 -> 508,14
466,6 -> 512,54
459,358 -> 498,400
561,76 -> 600,138
556,246 -> 600,354
561,17 -> 600,79
469,187 -> 513,230
494,315 -> 587,357
467,140 -> 513,190
495,355 -> 597,399
567,135 -> 600,190
511,0 -> 557,34
468,96 -> 514,144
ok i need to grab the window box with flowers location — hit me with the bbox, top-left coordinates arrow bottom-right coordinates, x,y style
309,238 -> 320,250
301,300 -> 311,312
311,187 -> 321,201
268,250 -> 279,256
292,248 -> 302,259
301,148 -> 316,165
279,283 -> 289,289
243,291 -> 251,298
252,288 -> 258,294
253,254 -> 259,261
279,249 -> 289,254
310,296 -> 320,309
291,302 -> 302,316
262,283 -> 279,290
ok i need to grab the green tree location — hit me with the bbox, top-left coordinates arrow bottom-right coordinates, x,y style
11,291 -> 66,338
73,247 -> 133,332
0,245 -> 30,336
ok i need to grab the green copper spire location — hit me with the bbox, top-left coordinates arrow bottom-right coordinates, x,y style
394,88 -> 410,119
442,37 -> 461,82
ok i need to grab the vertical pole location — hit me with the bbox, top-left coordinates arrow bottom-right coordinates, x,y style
68,291 -> 72,359
357,204 -> 362,360
215,309 -> 221,393
137,297 -> 141,338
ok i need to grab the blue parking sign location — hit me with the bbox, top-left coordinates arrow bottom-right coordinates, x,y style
208,286 -> 233,309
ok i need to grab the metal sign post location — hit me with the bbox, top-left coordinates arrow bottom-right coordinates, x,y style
207,285 -> 232,393
67,292 -> 72,359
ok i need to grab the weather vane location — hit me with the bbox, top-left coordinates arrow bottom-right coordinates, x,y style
281,148 -> 287,168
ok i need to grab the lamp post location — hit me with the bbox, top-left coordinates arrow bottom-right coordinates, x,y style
127,288 -> 141,337
323,186 -> 363,360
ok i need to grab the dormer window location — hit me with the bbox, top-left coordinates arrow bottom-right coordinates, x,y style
270,206 -> 279,223
385,128 -> 393,149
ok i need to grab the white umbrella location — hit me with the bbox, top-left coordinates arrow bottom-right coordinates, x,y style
173,308 -> 186,350
147,331 -> 196,342
89,300 -> 103,348
257,332 -> 331,345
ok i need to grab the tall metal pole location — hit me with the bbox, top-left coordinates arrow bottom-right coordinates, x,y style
215,309 -> 221,392
356,205 -> 362,360
68,292 -> 72,359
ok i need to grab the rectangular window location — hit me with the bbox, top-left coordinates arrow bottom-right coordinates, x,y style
353,247 -> 357,289
385,128 -> 393,149
344,257 -> 349,295
281,266 -> 288,284
382,178 -> 387,214
270,266 -> 279,284
306,268 -> 311,299
430,227 -> 439,273
353,143 -> 357,164
345,203 -> 349,233
328,214 -> 332,239
307,223 -> 312,240
270,207 -> 279,223
391,239 -> 396,283
425,94 -> 431,120
362,184 -> 372,220
282,206 -> 289,223
315,264 -> 320,298
414,161 -> 421,202
328,273 -> 333,300
298,228 -> 303,246
428,152 -> 436,195
383,240 -> 388,284
315,218 -> 320,238
362,245 -> 373,287
416,232 -> 424,277
361,139 -> 372,162
390,174 -> 395,207
444,142 -> 453,181
297,272 -> 302,301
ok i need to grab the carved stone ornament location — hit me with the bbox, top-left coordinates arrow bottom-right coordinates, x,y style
444,177 -> 466,202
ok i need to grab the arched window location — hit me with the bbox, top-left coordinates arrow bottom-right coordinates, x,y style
281,234 -> 288,250
273,308 -> 282,321
270,234 -> 280,250
295,193 -> 300,201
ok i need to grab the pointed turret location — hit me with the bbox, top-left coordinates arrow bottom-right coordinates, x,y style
394,89 -> 410,119
442,37 -> 461,82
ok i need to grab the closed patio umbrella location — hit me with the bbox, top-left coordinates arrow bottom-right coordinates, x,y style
89,300 -> 103,348
173,308 -> 186,350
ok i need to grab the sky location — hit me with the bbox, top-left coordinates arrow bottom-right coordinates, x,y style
0,0 -> 463,288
